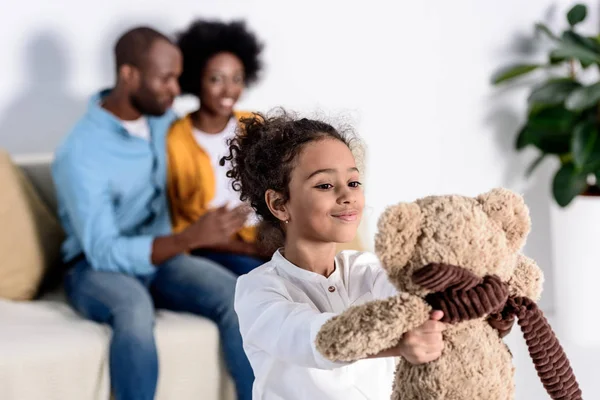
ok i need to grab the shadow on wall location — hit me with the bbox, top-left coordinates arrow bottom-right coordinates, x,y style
485,4 -> 559,314
0,18 -> 180,156
0,31 -> 86,155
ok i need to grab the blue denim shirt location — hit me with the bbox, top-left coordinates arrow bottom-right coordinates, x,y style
52,90 -> 177,275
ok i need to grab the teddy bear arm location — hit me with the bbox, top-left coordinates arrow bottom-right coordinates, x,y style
508,254 -> 544,302
315,293 -> 431,362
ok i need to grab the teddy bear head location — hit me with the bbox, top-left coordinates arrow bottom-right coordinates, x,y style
374,188 -> 530,296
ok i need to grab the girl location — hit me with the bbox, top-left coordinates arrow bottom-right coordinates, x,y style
223,110 -> 446,399
166,19 -> 266,273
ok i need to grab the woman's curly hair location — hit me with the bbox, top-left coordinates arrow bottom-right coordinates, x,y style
220,108 -> 361,253
175,19 -> 264,95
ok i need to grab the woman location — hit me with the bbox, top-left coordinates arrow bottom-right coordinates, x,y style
167,19 -> 265,274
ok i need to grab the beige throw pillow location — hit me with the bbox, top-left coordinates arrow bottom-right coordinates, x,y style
0,150 -> 64,300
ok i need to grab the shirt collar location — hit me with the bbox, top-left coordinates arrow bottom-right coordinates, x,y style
85,88 -> 176,137
85,88 -> 126,134
272,249 -> 341,283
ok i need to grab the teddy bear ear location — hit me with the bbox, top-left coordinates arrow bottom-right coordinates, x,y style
374,202 -> 422,269
476,188 -> 531,252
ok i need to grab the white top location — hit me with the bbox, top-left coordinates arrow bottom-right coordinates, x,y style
234,250 -> 399,400
193,117 -> 258,226
120,116 -> 150,141
192,117 -> 239,208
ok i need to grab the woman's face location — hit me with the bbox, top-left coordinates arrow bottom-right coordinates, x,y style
199,52 -> 245,117
284,138 -> 365,244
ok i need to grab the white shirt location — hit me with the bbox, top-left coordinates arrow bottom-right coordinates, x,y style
235,250 -> 399,400
193,117 -> 258,226
192,117 -> 239,208
120,116 -> 150,141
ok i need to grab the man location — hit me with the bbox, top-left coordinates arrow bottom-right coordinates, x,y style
52,27 -> 253,400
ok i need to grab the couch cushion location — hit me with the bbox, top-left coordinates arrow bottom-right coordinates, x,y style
0,297 -> 111,400
0,296 -> 231,400
0,150 -> 64,300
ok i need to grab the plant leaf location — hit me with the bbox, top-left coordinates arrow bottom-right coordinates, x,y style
515,125 -> 532,150
571,120 -> 597,168
559,153 -> 574,164
565,82 -> 600,111
535,23 -> 558,41
528,78 -> 581,105
550,38 -> 600,66
526,153 -> 546,177
524,106 -> 578,154
527,102 -> 551,116
582,35 -> 600,68
553,163 -> 588,207
549,53 -> 567,64
528,106 -> 577,132
550,46 -> 600,65
567,4 -> 587,26
491,64 -> 540,84
562,30 -> 600,54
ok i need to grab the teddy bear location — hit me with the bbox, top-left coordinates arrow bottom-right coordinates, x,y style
315,188 -> 581,400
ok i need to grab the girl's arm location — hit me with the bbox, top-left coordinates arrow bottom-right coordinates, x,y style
315,293 -> 432,362
235,268 -> 441,370
234,273 -> 353,370
366,310 -> 445,364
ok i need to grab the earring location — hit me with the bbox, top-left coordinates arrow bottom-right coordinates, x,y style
284,219 -> 289,224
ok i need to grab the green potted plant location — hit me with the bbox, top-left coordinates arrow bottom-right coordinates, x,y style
491,3 -> 600,347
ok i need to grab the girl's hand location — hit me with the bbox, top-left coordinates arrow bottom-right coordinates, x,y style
397,310 -> 446,365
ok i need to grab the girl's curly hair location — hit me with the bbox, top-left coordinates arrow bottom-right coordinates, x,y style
221,108 -> 361,253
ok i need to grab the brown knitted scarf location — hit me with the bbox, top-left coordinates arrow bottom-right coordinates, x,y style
413,263 -> 582,400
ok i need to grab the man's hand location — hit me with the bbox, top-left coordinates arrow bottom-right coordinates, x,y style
397,310 -> 446,365
179,204 -> 250,250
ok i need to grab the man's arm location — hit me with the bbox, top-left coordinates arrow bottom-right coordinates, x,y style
54,152 -> 161,274
54,147 -> 254,273
151,233 -> 191,265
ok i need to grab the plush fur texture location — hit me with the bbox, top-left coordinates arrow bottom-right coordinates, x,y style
315,188 -> 545,400
316,293 -> 432,362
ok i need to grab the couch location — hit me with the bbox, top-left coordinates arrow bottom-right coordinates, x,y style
0,151 -> 236,400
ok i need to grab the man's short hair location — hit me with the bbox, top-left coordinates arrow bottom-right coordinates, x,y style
114,26 -> 172,72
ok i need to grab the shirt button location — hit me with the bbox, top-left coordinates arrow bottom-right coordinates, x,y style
328,286 -> 336,293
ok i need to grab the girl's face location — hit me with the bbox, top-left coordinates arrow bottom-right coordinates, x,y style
199,52 -> 245,117
283,137 -> 364,244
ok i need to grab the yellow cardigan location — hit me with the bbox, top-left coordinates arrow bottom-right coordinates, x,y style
166,111 -> 256,243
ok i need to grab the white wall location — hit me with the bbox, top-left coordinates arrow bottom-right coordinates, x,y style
0,0 -> 594,312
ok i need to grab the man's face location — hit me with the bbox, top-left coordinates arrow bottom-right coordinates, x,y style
129,39 -> 182,116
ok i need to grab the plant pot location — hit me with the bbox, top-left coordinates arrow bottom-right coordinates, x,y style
550,194 -> 600,348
